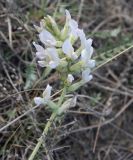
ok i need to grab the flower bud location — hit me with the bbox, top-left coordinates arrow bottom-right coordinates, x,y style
47,15 -> 61,37
61,24 -> 69,40
57,97 -> 77,115
67,74 -> 74,84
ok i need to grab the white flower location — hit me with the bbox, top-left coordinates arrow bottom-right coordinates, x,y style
77,29 -> 86,47
65,10 -> 71,22
79,30 -> 95,69
33,42 -> 60,69
69,19 -> 78,38
67,74 -> 74,83
85,39 -> 93,57
87,59 -> 95,68
33,42 -> 46,59
38,47 -> 60,69
39,29 -> 56,46
78,29 -> 93,57
81,49 -> 95,68
42,84 -> 52,100
62,39 -> 78,59
82,69 -> 93,82
34,97 -> 45,106
34,84 -> 52,106
65,10 -> 79,39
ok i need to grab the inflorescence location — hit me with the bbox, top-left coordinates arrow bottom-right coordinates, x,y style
33,10 -> 95,107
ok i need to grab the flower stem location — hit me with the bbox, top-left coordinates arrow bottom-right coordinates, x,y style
58,87 -> 66,107
28,112 -> 56,160
28,87 -> 66,160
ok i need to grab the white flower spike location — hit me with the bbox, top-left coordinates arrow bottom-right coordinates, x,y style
33,9 -> 96,86
39,29 -> 56,47
62,39 -> 78,60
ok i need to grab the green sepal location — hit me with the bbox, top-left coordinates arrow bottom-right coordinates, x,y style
61,24 -> 69,40
47,100 -> 59,112
75,46 -> 83,57
70,61 -> 84,73
47,16 -> 61,37
68,80 -> 85,92
42,67 -> 52,78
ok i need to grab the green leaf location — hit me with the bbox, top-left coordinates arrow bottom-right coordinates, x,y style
24,64 -> 37,89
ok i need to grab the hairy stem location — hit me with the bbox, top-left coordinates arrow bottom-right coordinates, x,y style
28,87 -> 66,160
28,112 -> 56,160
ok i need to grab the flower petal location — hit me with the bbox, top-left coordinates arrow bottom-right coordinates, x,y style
81,49 -> 87,63
85,39 -> 93,57
33,42 -> 44,53
34,97 -> 44,106
65,10 -> 79,38
67,74 -> 74,83
43,84 -> 52,100
82,69 -> 93,82
62,39 -> 74,57
71,53 -> 78,60
47,48 -> 60,67
78,29 -> 93,57
33,42 -> 47,59
65,10 -> 71,21
69,19 -> 78,38
38,61 -> 47,67
69,19 -> 78,29
87,60 -> 95,68
35,52 -> 45,59
86,38 -> 93,46
39,29 -> 56,46
78,29 -> 86,47
81,48 -> 94,66
49,60 -> 57,69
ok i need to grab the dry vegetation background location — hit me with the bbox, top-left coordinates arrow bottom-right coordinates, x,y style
0,0 -> 133,160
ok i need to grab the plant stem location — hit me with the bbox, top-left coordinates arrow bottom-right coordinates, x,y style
58,87 -> 66,107
28,87 -> 66,160
28,112 -> 56,160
